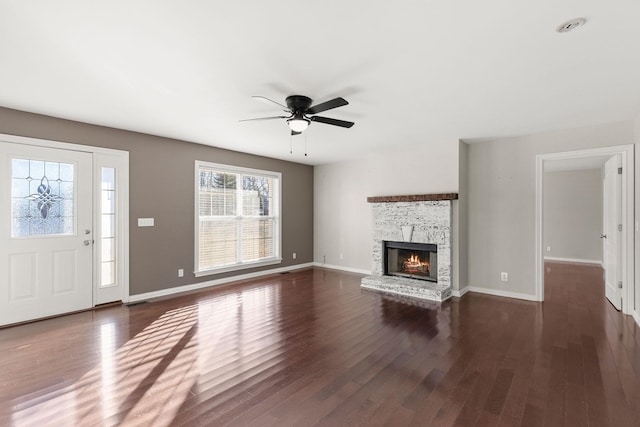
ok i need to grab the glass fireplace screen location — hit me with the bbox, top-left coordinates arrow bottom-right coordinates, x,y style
384,241 -> 437,282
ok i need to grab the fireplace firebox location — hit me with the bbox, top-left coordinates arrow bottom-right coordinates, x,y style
383,241 -> 438,282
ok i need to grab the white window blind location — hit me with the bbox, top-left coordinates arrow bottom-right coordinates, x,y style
195,161 -> 281,275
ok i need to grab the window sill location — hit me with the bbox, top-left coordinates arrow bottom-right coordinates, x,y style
195,257 -> 283,277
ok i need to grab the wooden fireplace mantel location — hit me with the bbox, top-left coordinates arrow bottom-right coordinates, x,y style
366,193 -> 458,203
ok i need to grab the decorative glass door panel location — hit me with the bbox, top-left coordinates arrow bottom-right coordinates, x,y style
11,158 -> 75,237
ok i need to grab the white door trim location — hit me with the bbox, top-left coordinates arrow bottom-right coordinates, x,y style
535,144 -> 634,314
0,133 -> 130,304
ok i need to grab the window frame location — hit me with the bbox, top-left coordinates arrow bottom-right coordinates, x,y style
194,160 -> 282,277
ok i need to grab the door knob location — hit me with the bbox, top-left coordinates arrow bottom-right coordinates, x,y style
600,234 -> 607,239
83,240 -> 91,246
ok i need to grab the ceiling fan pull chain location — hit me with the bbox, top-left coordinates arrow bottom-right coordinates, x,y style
304,131 -> 308,157
290,133 -> 293,154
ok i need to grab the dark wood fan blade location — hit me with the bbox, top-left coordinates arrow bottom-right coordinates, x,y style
252,96 -> 289,111
291,130 -> 302,136
306,97 -> 348,114
239,116 -> 287,122
310,116 -> 355,128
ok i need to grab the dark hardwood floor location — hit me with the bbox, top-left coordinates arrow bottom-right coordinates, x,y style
1,263 -> 639,426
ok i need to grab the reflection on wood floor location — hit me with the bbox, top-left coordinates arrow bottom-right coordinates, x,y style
0,263 -> 639,426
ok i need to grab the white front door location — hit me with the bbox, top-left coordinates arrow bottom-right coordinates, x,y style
603,155 -> 622,310
0,142 -> 94,326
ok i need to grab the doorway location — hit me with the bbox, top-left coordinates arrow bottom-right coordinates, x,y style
535,145 -> 634,314
0,135 -> 129,326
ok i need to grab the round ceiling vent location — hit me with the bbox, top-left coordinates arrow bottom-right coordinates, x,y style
556,17 -> 587,33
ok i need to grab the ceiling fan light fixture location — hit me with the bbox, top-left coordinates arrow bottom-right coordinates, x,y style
288,117 -> 310,132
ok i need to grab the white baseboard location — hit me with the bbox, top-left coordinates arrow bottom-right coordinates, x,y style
312,262 -> 371,275
127,262 -> 315,303
452,287 -> 469,298
633,311 -> 640,328
544,256 -> 602,265
466,286 -> 539,302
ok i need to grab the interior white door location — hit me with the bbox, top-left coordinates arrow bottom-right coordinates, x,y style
0,142 -> 94,325
603,155 -> 622,310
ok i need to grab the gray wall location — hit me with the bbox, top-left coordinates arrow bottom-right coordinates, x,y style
543,169 -> 603,262
0,107 -> 314,296
467,121 -> 635,298
314,138 -> 459,273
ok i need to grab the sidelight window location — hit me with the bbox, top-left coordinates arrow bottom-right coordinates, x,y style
100,167 -> 117,287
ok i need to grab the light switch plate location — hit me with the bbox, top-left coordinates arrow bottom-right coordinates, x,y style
138,218 -> 154,227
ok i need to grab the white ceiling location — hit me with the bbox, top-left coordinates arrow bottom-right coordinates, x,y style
1,1 -> 639,165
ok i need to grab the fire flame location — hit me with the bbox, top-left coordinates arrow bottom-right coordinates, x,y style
403,253 -> 429,274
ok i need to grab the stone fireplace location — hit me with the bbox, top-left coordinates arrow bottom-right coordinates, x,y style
361,193 -> 457,302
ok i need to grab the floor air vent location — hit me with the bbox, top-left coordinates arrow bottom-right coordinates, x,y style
125,301 -> 148,307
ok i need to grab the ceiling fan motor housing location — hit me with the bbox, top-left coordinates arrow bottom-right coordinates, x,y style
285,95 -> 313,114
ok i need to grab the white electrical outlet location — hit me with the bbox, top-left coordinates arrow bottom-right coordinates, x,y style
546,246 -> 551,252
178,268 -> 184,277
293,252 -> 297,259
501,272 -> 508,281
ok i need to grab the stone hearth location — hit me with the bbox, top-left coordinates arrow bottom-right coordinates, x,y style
361,275 -> 451,301
361,194 -> 456,303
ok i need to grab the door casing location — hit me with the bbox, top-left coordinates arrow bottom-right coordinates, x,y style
535,145 -> 634,315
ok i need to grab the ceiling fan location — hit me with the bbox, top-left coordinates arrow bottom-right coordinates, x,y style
240,95 -> 355,135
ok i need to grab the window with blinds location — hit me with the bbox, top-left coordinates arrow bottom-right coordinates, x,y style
195,161 -> 281,276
